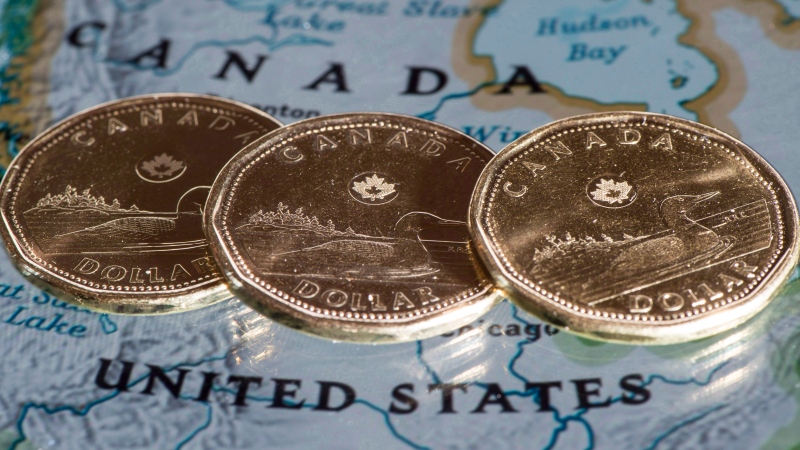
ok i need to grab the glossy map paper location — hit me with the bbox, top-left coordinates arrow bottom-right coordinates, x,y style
2,0 -> 800,448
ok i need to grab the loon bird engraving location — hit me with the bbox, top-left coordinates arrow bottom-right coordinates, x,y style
389,211 -> 466,267
610,191 -> 722,274
533,195 -> 767,305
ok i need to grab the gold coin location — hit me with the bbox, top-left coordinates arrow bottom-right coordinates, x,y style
205,113 -> 501,342
0,94 -> 281,314
469,112 -> 799,344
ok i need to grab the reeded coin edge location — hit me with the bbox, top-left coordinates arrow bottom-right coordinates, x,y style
469,111 -> 800,344
205,113 -> 502,342
0,94 -> 282,313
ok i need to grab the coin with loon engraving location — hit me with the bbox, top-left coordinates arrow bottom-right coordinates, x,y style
0,94 -> 282,314
469,112 -> 799,344
205,113 -> 501,342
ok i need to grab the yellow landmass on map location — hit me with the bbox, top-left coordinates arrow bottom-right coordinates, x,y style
0,0 -> 62,168
452,0 -> 646,123
679,0 -> 800,137
455,0 -> 800,138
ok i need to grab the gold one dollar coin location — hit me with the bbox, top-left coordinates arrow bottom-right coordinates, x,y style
205,113 -> 501,342
469,112 -> 799,344
0,94 -> 282,314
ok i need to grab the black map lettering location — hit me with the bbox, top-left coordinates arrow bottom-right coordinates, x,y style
401,66 -> 449,95
494,65 -> 545,94
91,359 -> 652,415
128,39 -> 171,69
214,51 -> 268,83
389,383 -> 418,414
303,63 -> 350,92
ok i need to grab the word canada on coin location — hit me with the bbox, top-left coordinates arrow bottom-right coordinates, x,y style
0,94 -> 282,314
469,111 -> 799,344
205,113 -> 501,342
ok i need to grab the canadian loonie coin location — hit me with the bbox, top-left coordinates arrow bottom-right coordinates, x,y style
469,111 -> 799,344
0,94 -> 282,314
205,113 -> 501,342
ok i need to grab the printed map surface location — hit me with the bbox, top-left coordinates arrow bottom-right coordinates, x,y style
2,0 -> 800,448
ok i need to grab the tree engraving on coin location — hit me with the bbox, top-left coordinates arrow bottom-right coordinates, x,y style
0,94 -> 282,314
206,113 -> 500,342
470,112 -> 799,344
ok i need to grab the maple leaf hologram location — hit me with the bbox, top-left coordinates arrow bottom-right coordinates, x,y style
590,179 -> 633,205
140,153 -> 185,179
352,174 -> 396,201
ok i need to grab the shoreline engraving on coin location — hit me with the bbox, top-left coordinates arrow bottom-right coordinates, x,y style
0,94 -> 282,314
469,112 -> 799,344
206,113 -> 501,342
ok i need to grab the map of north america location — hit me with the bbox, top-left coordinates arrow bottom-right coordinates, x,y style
2,0 -> 800,448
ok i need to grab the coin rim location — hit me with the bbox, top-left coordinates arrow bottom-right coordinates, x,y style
205,112 -> 503,343
468,111 -> 800,344
0,93 -> 282,314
